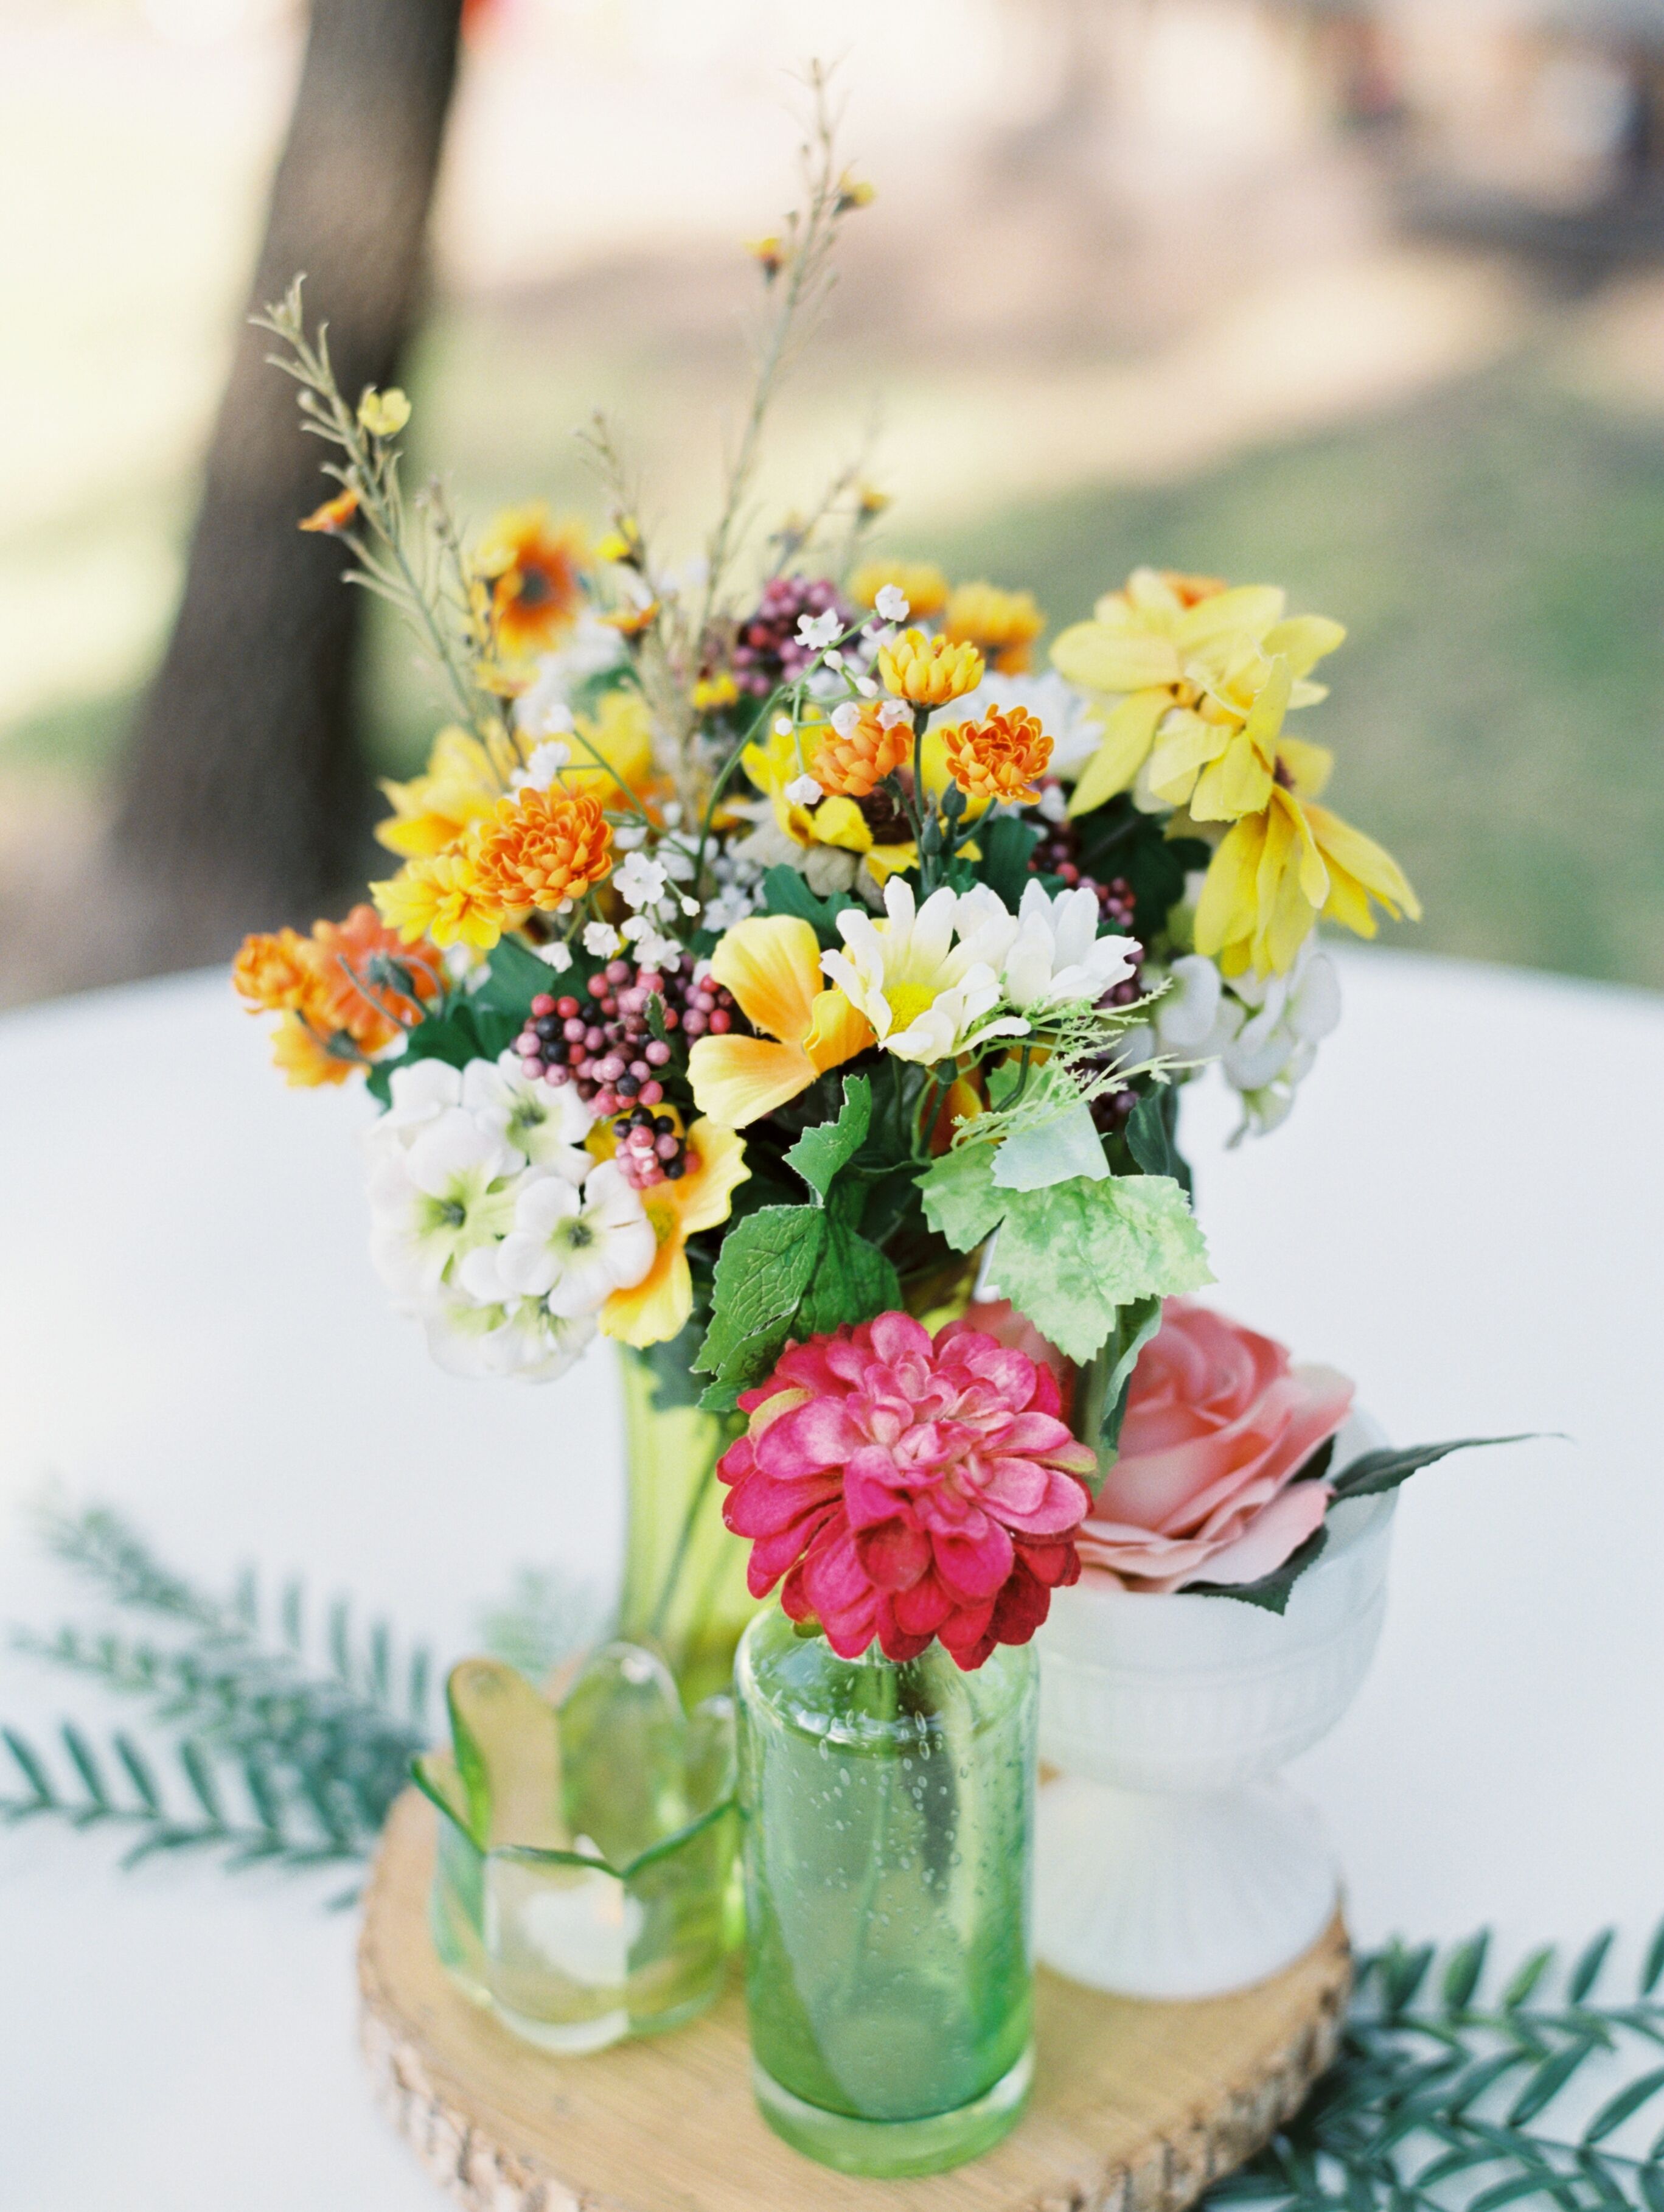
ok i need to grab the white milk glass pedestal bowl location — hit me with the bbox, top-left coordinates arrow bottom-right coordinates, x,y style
1034,1416 -> 1392,1999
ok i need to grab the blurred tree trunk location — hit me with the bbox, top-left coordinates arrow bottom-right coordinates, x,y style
113,0 -> 465,966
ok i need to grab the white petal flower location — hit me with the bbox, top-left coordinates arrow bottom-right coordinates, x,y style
821,879 -> 1027,1064
796,609 -> 842,651
1152,954 -> 1225,1050
874,584 -> 909,623
373,1057 -> 463,1148
583,922 -> 624,958
537,941 -> 574,972
877,698 -> 911,730
462,1050 -> 593,1169
614,852 -> 669,910
996,881 -> 1138,1014
854,675 -> 878,697
635,928 -> 684,968
830,701 -> 862,737
367,1110 -> 521,1309
467,1160 -> 656,1316
423,1288 -> 596,1382
510,739 -> 572,793
678,895 -> 701,918
783,773 -> 823,806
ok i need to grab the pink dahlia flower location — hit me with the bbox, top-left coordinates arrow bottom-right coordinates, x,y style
718,1311 -> 1096,1670
1077,1299 -> 1354,1594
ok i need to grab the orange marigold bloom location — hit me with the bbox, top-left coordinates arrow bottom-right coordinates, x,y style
235,906 -> 438,1069
601,599 -> 659,638
472,788 -> 613,914
944,705 -> 1054,804
299,488 -> 360,536
943,581 -> 1045,675
232,928 -> 315,1014
812,703 -> 912,798
475,504 -> 587,659
877,627 -> 984,708
850,559 -> 949,619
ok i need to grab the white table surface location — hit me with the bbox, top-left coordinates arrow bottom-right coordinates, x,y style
1,949 -> 1660,2206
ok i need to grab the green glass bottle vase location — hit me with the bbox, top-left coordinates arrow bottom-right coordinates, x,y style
734,1607 -> 1038,2177
615,1338 -> 758,1708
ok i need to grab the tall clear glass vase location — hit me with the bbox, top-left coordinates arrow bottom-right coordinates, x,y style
615,1336 -> 758,1709
734,1607 -> 1038,2177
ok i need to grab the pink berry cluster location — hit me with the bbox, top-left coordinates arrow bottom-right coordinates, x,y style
610,1104 -> 695,1189
731,575 -> 853,697
512,954 -> 743,1121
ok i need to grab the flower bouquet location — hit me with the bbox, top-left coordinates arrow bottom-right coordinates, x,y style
232,82 -> 1479,2173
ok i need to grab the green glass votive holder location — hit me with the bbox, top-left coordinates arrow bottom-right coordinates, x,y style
734,1607 -> 1039,2177
413,1641 -> 740,2054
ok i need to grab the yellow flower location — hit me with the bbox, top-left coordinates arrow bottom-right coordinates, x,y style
836,170 -> 876,211
601,1120 -> 750,1348
474,505 -> 588,661
687,917 -> 874,1128
747,235 -> 786,280
298,487 -> 360,536
375,726 -> 500,859
877,628 -> 984,707
850,559 -> 949,619
1051,568 -> 1345,818
372,837 -> 511,952
1194,773 -> 1421,977
942,582 -> 1045,675
357,388 -> 411,438
856,483 -> 891,518
691,671 -> 740,715
566,687 -> 655,803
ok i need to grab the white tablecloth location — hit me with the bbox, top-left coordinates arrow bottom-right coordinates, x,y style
1,951 -> 1660,2207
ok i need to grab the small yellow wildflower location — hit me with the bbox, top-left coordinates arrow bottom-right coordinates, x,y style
877,627 -> 984,708
850,559 -> 949,619
747,235 -> 787,281
942,581 -> 1045,675
836,171 -> 876,212
372,838 -> 510,953
357,388 -> 411,439
692,671 -> 740,714
857,483 -> 891,518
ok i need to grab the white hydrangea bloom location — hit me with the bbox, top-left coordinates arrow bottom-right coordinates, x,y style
614,852 -> 669,910
583,922 -> 624,958
423,1289 -> 596,1383
462,1050 -> 593,1170
874,584 -> 909,623
459,1160 -> 655,1317
796,608 -> 842,651
366,1109 -> 520,1310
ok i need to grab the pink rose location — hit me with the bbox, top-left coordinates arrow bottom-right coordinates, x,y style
1077,1300 -> 1353,1594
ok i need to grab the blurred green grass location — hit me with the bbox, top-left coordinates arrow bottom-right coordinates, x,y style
922,362 -> 1664,991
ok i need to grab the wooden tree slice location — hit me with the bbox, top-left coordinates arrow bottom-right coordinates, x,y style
360,1789 -> 1350,2212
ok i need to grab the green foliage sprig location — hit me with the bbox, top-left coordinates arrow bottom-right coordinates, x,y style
2,1504 -> 431,1895
1208,1925 -> 1664,2212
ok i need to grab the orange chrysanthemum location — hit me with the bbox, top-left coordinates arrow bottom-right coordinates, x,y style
942,581 -> 1045,675
812,704 -> 912,798
235,905 -> 438,1084
943,705 -> 1054,804
877,627 -> 984,708
475,504 -> 587,659
472,788 -> 613,914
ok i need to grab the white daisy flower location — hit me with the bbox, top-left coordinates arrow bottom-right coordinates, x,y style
459,1161 -> 655,1317
462,1050 -> 593,1170
366,1109 -> 520,1310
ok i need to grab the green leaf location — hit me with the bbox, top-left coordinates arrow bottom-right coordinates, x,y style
367,1000 -> 522,1107
3,1728 -> 54,1803
1468,2175 -> 1565,2212
60,1723 -> 109,1810
991,1174 -> 1212,1364
972,815 -> 1041,910
1442,1931 -> 1491,2013
178,1740 -> 225,1826
1502,1945 -> 1556,2010
1098,1296 -> 1163,1456
784,1075 -> 872,1203
760,865 -> 858,946
1126,1090 -> 1180,1181
1642,1918 -> 1664,1998
1331,1436 -> 1540,1504
917,1140 -> 1008,1254
992,1098 -> 1110,1192
1640,2161 -> 1664,2212
1570,1929 -> 1617,2003
694,1206 -> 826,1391
1506,2040 -> 1596,2124
1186,1525 -> 1329,1616
1582,2067 -> 1664,2146
473,935 -> 554,1019
114,1734 -> 161,1816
